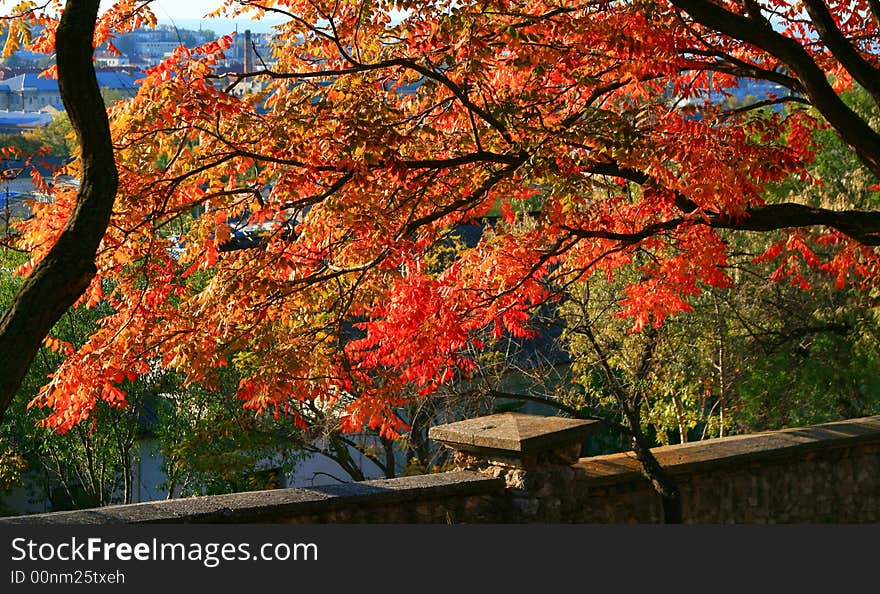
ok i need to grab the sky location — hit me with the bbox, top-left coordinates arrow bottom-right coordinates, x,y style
148,0 -> 289,34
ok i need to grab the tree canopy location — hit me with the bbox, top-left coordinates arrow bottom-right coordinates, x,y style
0,0 -> 878,444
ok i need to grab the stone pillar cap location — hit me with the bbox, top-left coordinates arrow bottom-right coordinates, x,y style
429,413 -> 599,457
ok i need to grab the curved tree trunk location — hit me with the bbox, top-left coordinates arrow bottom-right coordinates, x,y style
630,426 -> 683,524
0,0 -> 117,422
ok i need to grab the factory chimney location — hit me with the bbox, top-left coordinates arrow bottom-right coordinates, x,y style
243,29 -> 253,73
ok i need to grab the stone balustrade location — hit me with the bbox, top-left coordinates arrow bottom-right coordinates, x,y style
3,414 -> 879,524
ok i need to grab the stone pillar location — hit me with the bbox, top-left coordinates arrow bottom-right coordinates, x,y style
429,413 -> 599,521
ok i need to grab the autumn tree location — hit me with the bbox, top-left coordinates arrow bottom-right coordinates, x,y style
0,0 -> 118,426
0,245 -> 152,510
556,85 -> 880,449
1,0 -> 879,522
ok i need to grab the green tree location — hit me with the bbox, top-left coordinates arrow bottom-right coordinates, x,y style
0,246 -> 145,511
0,244 -> 312,514
29,113 -> 76,158
559,89 -> 880,448
154,371 -> 308,498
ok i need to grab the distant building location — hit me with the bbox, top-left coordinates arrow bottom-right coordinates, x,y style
0,110 -> 54,134
94,71 -> 141,96
95,50 -> 131,68
0,72 -> 140,113
134,41 -> 181,60
0,74 -> 63,112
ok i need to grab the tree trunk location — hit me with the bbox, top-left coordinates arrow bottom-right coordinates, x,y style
324,437 -> 366,482
714,297 -> 727,439
621,388 -> 683,523
0,0 -> 117,422
630,427 -> 683,524
581,322 -> 684,522
382,437 -> 396,478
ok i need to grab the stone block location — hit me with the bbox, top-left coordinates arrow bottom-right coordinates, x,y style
429,413 -> 599,467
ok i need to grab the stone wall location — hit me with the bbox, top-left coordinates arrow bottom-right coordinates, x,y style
2,415 -> 878,525
564,417 -> 880,523
0,471 -> 504,525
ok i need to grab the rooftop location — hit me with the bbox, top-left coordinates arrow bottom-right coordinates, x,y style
0,71 -> 141,93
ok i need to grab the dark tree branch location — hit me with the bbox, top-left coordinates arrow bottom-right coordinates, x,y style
683,49 -> 805,93
669,0 -> 880,178
801,0 -> 880,108
562,202 -> 880,247
401,159 -> 524,236
710,203 -> 880,245
0,0 -> 118,422
720,95 -> 810,116
870,0 -> 880,27
584,161 -> 880,245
